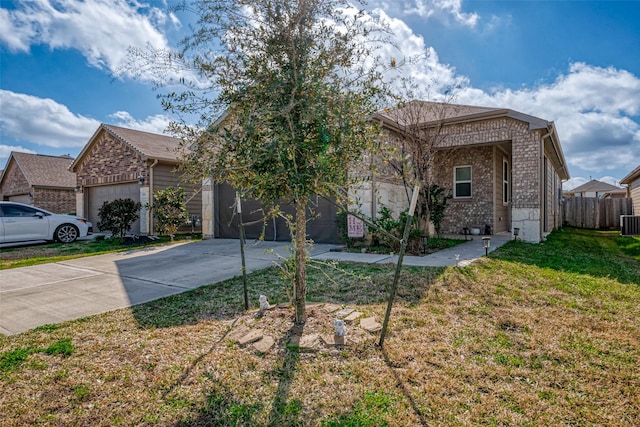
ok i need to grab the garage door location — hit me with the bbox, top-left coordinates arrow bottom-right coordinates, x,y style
216,183 -> 338,243
8,194 -> 32,205
88,183 -> 140,234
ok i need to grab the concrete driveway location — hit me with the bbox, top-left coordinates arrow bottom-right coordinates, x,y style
0,239 -> 336,335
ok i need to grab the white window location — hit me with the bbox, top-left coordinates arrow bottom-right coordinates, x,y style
503,158 -> 510,205
454,166 -> 472,198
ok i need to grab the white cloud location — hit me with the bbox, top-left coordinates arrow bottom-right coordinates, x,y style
108,111 -> 172,135
368,0 -> 479,27
454,63 -> 640,176
0,145 -> 37,169
0,0 -> 177,79
0,90 -> 100,148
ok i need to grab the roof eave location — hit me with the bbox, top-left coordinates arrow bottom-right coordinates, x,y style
620,164 -> 640,184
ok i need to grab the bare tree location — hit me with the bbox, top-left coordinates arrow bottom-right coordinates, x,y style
373,83 -> 459,238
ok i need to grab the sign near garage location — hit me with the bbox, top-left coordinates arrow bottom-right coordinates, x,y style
347,214 -> 364,238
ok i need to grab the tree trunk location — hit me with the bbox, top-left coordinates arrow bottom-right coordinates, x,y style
294,198 -> 307,324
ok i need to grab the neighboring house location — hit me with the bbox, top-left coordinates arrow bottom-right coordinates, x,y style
620,165 -> 640,214
70,124 -> 202,235
0,152 -> 76,213
363,101 -> 570,243
564,179 -> 624,198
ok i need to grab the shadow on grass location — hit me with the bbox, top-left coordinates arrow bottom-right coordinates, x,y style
174,324 -> 304,426
131,262 -> 445,329
380,347 -> 428,427
490,228 -> 640,286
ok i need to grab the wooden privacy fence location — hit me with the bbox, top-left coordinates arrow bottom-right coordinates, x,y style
562,197 -> 633,229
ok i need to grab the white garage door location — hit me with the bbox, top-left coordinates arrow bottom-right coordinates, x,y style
88,183 -> 140,234
8,194 -> 32,205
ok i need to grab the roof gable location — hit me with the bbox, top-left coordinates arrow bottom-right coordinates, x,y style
570,179 -> 622,193
71,124 -> 184,171
1,152 -> 76,188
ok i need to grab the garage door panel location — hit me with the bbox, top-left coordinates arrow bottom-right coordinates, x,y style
216,183 -> 338,243
8,194 -> 32,205
88,183 -> 140,234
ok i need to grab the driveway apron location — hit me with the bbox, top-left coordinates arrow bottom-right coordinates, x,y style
0,239 -> 333,335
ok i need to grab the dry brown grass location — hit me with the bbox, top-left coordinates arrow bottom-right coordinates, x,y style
1,229 -> 639,426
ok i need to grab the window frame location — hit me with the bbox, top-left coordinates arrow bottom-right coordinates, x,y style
453,165 -> 472,199
503,158 -> 510,205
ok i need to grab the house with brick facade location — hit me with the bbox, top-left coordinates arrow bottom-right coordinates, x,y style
70,124 -> 202,235
0,152 -> 76,213
358,101 -> 570,243
620,165 -> 640,214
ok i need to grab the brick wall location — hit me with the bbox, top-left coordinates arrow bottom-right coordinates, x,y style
435,146 -> 494,234
33,188 -> 76,214
75,130 -> 147,187
367,116 -> 559,241
0,161 -> 30,197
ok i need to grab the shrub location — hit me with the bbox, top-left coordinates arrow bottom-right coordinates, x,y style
149,187 -> 189,241
371,206 -> 420,253
97,198 -> 142,238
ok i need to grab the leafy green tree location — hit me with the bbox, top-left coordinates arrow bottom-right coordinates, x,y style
97,198 -> 142,239
150,187 -> 189,241
130,0 -> 396,323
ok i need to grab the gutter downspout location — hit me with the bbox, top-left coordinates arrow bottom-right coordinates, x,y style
540,129 -> 553,241
148,159 -> 159,234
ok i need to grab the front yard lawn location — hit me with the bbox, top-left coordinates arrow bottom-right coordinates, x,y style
0,234 -> 201,270
1,228 -> 638,425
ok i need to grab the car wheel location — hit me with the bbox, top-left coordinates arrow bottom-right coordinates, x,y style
55,224 -> 79,243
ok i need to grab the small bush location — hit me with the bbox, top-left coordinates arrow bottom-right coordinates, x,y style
97,198 -> 142,238
149,187 -> 189,241
371,206 -> 420,253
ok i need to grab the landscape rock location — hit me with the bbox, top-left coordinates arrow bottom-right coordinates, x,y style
323,303 -> 342,313
253,335 -> 275,353
343,311 -> 363,323
238,329 -> 264,346
334,308 -> 354,318
360,317 -> 382,333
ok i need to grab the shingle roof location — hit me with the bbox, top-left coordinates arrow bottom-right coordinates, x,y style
569,179 -> 622,193
101,124 -> 183,161
374,101 -> 550,129
70,124 -> 185,172
5,152 -> 76,188
620,164 -> 640,185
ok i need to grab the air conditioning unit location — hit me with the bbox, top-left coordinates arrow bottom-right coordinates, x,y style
620,215 -> 640,236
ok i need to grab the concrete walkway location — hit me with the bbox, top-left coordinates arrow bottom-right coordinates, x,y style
313,233 -> 511,267
0,234 -> 510,335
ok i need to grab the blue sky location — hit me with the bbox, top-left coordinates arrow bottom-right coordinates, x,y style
1,0 -> 639,190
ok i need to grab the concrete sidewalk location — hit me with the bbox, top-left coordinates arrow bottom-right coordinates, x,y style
313,233 -> 511,267
1,234 -> 509,335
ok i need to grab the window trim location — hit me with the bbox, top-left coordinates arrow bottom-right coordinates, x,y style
453,165 -> 472,199
503,158 -> 510,205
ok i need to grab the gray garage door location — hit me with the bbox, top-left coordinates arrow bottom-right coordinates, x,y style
88,183 -> 140,234
8,194 -> 32,205
216,183 -> 338,243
